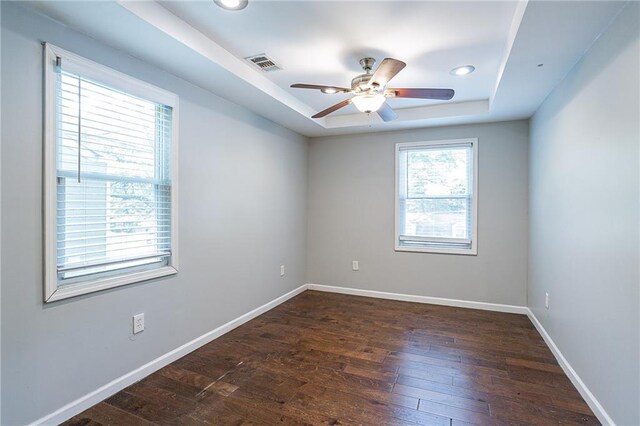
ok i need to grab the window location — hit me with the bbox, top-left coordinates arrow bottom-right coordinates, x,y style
395,139 -> 478,255
44,44 -> 179,302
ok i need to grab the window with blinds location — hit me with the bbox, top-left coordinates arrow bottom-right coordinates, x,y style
395,139 -> 478,255
44,44 -> 178,302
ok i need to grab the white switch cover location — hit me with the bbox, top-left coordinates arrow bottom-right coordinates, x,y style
280,265 -> 285,277
352,260 -> 359,271
133,313 -> 145,334
545,292 -> 550,309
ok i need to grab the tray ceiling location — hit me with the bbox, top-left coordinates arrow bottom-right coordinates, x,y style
23,0 -> 626,136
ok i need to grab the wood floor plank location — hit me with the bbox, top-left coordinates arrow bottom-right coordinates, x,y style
64,418 -> 105,426
61,291 -> 599,426
388,351 -> 509,377
295,383 -> 449,426
67,402 -> 153,426
505,364 -> 576,389
103,391 -> 184,424
489,397 -> 601,425
505,357 -> 564,373
343,363 -> 398,382
396,366 -> 455,385
393,383 -> 490,414
417,399 -> 496,426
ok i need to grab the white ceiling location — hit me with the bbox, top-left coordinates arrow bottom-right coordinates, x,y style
160,1 -> 518,113
24,0 -> 626,137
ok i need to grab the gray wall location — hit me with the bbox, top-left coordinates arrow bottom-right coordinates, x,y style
0,4 -> 307,425
528,3 -> 639,424
307,120 -> 529,306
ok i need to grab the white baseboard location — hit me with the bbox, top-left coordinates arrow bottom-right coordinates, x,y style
306,283 -> 529,315
31,284 -> 308,426
525,308 -> 615,426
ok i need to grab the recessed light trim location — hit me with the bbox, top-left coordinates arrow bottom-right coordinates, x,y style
214,0 -> 248,11
450,65 -> 475,76
321,88 -> 337,94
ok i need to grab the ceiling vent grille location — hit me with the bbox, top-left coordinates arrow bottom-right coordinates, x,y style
245,54 -> 281,72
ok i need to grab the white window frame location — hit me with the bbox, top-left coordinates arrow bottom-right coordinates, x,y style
394,138 -> 478,255
43,43 -> 179,302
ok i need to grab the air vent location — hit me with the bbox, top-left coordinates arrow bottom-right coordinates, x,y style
245,54 -> 281,72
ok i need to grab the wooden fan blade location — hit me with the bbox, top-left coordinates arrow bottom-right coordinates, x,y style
369,58 -> 406,88
291,84 -> 351,94
389,88 -> 454,100
312,98 -> 352,118
377,102 -> 397,122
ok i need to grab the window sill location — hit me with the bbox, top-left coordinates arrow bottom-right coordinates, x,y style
395,245 -> 478,255
45,265 -> 177,303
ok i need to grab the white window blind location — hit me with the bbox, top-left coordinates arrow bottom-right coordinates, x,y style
44,44 -> 178,301
395,139 -> 478,254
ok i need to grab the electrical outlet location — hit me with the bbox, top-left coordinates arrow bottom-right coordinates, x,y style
280,265 -> 285,277
133,313 -> 144,334
352,260 -> 359,271
545,292 -> 550,309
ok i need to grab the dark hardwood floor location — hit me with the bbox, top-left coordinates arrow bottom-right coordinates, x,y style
64,291 -> 599,425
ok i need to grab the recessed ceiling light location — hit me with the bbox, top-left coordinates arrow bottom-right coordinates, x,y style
321,88 -> 337,94
214,0 -> 248,11
450,65 -> 475,76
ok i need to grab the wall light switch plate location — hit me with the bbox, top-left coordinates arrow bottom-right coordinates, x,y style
280,265 -> 285,277
133,313 -> 144,334
352,260 -> 359,271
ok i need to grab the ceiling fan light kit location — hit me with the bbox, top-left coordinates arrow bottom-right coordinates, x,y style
291,57 -> 455,122
352,94 -> 386,113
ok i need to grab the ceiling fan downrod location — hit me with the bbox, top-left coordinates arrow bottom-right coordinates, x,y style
359,57 -> 376,74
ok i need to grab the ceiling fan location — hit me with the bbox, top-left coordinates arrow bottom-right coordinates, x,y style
290,57 -> 454,122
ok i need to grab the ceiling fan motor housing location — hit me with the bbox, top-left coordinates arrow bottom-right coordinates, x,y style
351,74 -> 374,92
352,57 -> 383,93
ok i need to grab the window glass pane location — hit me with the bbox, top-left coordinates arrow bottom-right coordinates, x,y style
402,198 -> 471,239
56,70 -> 172,284
397,142 -> 475,251
406,147 -> 470,197
58,72 -> 162,181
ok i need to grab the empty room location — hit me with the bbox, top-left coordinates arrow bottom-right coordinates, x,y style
0,0 -> 638,425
